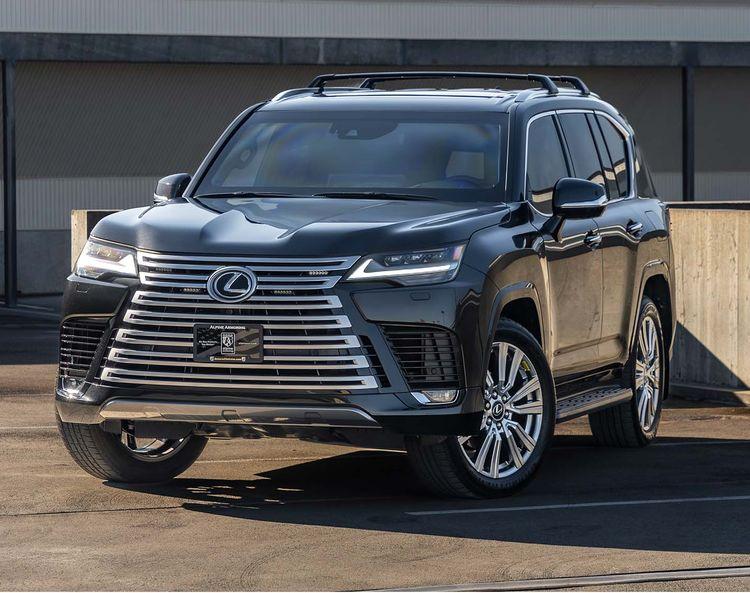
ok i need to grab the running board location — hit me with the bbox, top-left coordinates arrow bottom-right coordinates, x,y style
556,386 -> 633,421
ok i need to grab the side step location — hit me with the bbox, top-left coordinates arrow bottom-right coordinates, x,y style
556,386 -> 633,421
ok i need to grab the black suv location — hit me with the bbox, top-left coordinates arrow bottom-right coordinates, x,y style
56,72 -> 674,498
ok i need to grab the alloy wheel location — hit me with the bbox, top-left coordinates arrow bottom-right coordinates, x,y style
634,315 -> 661,431
120,421 -> 189,461
458,341 -> 544,478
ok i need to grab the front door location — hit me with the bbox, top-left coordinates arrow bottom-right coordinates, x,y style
526,113 -> 603,376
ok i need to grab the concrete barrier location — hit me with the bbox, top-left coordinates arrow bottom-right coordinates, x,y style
70,209 -> 117,266
668,202 -> 750,405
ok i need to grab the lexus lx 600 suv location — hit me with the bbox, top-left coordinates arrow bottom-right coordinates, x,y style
56,72 -> 674,498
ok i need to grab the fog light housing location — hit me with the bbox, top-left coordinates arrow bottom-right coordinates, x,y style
59,377 -> 85,398
412,389 -> 459,405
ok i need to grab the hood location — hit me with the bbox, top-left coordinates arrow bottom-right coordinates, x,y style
92,196 -> 510,256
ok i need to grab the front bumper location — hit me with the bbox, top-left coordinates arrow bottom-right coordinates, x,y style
55,385 -> 484,435
56,254 -> 494,436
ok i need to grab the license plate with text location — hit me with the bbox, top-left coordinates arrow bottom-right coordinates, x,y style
193,323 -> 263,363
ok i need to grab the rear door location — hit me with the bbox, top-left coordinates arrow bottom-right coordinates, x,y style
589,113 -> 642,364
526,113 -> 603,376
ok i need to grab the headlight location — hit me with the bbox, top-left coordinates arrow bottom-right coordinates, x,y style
75,240 -> 138,280
347,244 -> 465,286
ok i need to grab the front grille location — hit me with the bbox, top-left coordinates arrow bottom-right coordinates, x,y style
380,324 -> 463,391
99,251 -> 382,392
59,318 -> 108,379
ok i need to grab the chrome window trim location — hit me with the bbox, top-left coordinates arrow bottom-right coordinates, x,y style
523,108 -> 636,219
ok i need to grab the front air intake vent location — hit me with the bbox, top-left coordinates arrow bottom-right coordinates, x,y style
380,324 -> 463,391
59,318 -> 108,379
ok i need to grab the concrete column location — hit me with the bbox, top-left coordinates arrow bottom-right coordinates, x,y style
2,60 -> 17,305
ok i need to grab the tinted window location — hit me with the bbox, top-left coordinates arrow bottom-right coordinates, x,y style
526,116 -> 569,215
596,115 -> 630,198
559,114 -> 605,190
196,111 -> 506,203
587,113 -> 619,199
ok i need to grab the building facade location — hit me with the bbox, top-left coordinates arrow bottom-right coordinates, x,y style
2,0 -> 749,294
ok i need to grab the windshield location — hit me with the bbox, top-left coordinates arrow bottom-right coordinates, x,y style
195,110 -> 507,202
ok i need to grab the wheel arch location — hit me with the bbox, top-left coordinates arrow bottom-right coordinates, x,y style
488,282 -> 547,358
632,261 -> 674,354
631,261 -> 673,399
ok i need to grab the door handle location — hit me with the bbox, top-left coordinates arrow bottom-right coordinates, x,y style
584,230 -> 602,249
626,221 -> 643,237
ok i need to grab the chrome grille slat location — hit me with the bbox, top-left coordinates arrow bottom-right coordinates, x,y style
109,349 -> 370,369
114,328 -> 362,349
131,294 -> 341,310
140,271 -> 343,283
100,368 -> 378,390
133,291 -> 340,304
139,278 -> 342,290
122,310 -> 352,330
100,252 -> 381,392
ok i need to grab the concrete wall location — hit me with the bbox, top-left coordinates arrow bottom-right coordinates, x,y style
2,0 -> 750,42
0,230 -> 69,294
670,205 -> 750,404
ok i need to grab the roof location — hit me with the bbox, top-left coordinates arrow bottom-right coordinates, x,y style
260,71 -> 599,113
260,87 -> 600,114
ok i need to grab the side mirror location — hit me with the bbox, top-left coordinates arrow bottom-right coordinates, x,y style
154,173 -> 191,204
552,178 -> 607,218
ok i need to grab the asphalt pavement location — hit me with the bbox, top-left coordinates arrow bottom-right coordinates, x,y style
1,310 -> 749,591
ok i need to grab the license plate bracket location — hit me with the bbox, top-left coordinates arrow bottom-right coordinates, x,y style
193,323 -> 263,363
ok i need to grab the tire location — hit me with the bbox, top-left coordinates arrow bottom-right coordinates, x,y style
57,414 -> 207,483
406,319 -> 556,498
588,296 -> 665,448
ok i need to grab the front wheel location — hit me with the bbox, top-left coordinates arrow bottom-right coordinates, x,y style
406,319 -> 555,498
57,414 -> 207,483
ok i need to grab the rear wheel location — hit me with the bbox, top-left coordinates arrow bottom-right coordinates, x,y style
406,319 -> 555,498
589,296 -> 665,447
57,415 -> 207,482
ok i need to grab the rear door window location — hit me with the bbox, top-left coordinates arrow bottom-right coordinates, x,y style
596,115 -> 630,198
587,113 -> 619,199
526,115 -> 569,215
558,113 -> 605,189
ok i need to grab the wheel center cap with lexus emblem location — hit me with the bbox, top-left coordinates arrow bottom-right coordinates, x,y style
491,401 -> 505,419
206,266 -> 258,303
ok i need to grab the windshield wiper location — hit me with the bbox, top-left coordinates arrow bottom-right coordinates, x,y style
192,191 -> 311,199
313,191 -> 437,201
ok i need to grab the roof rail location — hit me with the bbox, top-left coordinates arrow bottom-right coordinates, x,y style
308,71 -> 560,94
547,75 -> 590,95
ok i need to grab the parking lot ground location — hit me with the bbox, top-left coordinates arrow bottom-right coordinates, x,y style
1,317 -> 749,591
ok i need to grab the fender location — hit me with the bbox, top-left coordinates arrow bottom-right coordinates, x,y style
628,259 -> 673,355
484,281 -> 547,377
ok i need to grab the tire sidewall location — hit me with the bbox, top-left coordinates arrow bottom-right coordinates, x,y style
98,429 -> 207,481
446,319 -> 555,497
629,298 -> 665,442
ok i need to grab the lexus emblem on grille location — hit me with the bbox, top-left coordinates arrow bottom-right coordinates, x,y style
206,266 -> 258,303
